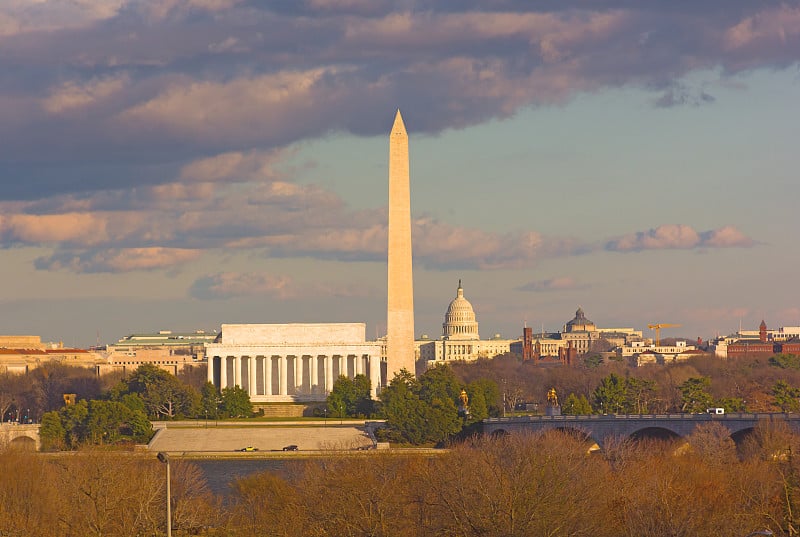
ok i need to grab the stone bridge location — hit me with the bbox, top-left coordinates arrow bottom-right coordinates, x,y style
481,413 -> 800,449
0,423 -> 40,451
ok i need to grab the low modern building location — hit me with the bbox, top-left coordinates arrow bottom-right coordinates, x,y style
206,323 -> 382,403
0,336 -> 106,374
105,330 -> 215,375
619,340 -> 704,366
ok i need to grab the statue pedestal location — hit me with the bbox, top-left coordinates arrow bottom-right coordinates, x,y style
545,405 -> 561,416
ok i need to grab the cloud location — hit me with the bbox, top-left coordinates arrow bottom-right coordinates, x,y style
724,6 -> 800,51
414,219 -> 587,271
116,69 -> 340,144
0,3 -> 796,192
0,213 -> 108,245
178,149 -> 285,183
605,224 -> 754,252
189,271 -> 372,300
42,74 -> 129,115
517,277 -> 585,293
35,247 -> 202,273
654,82 -> 716,108
699,226 -> 755,248
0,0 -> 124,37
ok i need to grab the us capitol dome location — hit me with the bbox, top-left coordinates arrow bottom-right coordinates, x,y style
442,280 -> 480,340
416,280 -> 517,366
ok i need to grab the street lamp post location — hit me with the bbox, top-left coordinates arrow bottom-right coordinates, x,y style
157,452 -> 172,537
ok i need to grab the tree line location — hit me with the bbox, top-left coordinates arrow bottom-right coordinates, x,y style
3,422 -> 800,536
331,352 -> 800,446
36,364 -> 254,450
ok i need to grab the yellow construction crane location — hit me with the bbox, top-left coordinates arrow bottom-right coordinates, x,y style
647,323 -> 681,346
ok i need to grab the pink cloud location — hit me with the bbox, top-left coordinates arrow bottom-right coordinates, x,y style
35,247 -> 201,273
42,75 -> 129,115
606,224 -> 754,252
116,69 -> 340,142
724,6 -> 800,50
190,271 -> 372,300
178,149 -> 285,184
0,213 -> 108,245
517,277 -> 585,292
699,226 -> 755,248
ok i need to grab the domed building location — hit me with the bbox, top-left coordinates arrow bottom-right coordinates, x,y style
564,307 -> 596,333
442,280 -> 480,340
416,281 -> 518,366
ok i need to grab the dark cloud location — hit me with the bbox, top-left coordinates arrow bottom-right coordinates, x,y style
0,2 -> 798,199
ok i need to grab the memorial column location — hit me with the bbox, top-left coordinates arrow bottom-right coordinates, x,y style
247,357 -> 255,397
265,357 -> 272,396
220,357 -> 228,389
279,356 -> 288,396
369,355 -> 381,398
325,356 -> 333,393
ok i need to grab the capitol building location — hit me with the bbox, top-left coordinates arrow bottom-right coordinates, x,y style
416,281 -> 518,365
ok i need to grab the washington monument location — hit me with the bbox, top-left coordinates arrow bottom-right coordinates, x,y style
387,109 -> 416,378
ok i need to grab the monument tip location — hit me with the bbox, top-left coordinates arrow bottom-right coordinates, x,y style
392,109 -> 406,134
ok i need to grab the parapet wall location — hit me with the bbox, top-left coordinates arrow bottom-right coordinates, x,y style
0,336 -> 43,349
220,323 -> 367,346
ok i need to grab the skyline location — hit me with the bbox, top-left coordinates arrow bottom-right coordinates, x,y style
0,2 -> 798,347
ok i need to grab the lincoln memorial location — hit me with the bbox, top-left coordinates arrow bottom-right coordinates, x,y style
206,323 -> 382,402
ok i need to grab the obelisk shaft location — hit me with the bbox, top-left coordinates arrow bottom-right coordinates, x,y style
387,109 -> 415,379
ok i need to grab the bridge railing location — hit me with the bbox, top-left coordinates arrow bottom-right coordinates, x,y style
483,412 -> 797,423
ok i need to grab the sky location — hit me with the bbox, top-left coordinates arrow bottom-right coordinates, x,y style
0,0 -> 798,347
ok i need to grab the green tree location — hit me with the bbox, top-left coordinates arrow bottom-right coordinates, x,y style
378,368 -> 462,445
563,393 -> 593,415
86,400 -> 152,445
61,399 -> 89,447
199,382 -> 220,419
379,371 -> 427,444
772,380 -> 800,412
715,397 -> 746,413
326,375 -> 373,418
119,392 -> 146,414
465,382 -> 489,423
679,377 -> 714,413
117,364 -> 199,419
419,363 -> 462,404
583,354 -> 604,369
769,354 -> 800,370
469,378 -> 501,417
220,386 -> 252,418
625,377 -> 656,414
593,373 -> 628,414
39,410 -> 66,451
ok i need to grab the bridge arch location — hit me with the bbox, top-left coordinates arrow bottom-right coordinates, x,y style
629,426 -> 683,443
0,424 -> 41,451
481,413 -> 800,454
8,435 -> 36,451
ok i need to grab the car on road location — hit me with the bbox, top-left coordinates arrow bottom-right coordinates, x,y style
282,444 -> 299,451
238,446 -> 258,452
